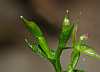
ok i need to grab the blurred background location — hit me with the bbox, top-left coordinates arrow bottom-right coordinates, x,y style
0,0 -> 100,72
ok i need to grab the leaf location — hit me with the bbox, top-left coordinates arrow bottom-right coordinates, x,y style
79,44 -> 100,59
58,15 -> 74,49
20,16 -> 43,37
25,38 -> 47,58
37,37 -> 53,59
20,16 -> 53,59
75,34 -> 100,59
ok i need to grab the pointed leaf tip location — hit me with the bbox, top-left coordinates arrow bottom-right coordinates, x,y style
78,44 -> 100,59
20,16 -> 23,19
83,48 -> 100,59
20,16 -> 44,37
66,10 -> 69,14
58,15 -> 74,49
20,16 -> 29,23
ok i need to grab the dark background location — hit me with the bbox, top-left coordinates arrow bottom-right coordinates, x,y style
0,0 -> 100,72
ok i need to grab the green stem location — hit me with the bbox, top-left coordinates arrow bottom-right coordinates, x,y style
67,50 -> 80,72
55,57 -> 62,72
53,46 -> 72,72
52,46 -> 72,72
50,57 -> 61,72
53,47 -> 63,72
52,58 -> 62,72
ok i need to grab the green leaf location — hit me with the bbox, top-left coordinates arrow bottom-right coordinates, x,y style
20,16 -> 52,59
25,38 -> 47,58
76,34 -> 100,59
37,36 -> 53,59
58,15 -> 74,49
20,16 -> 43,37
79,44 -> 100,59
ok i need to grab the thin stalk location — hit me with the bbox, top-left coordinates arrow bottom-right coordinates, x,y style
53,46 -> 71,72
67,50 -> 80,72
55,48 -> 62,72
67,21 -> 80,72
50,55 -> 62,72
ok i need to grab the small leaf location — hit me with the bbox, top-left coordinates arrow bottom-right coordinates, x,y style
75,34 -> 100,59
20,16 -> 53,59
20,16 -> 43,37
37,37 -> 53,59
25,38 -> 47,58
79,45 -> 100,59
58,15 -> 74,49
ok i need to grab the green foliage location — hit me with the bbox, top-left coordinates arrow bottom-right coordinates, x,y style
20,13 -> 100,72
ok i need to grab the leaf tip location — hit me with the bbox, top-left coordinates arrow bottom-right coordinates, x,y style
66,9 -> 70,14
20,16 -> 23,19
